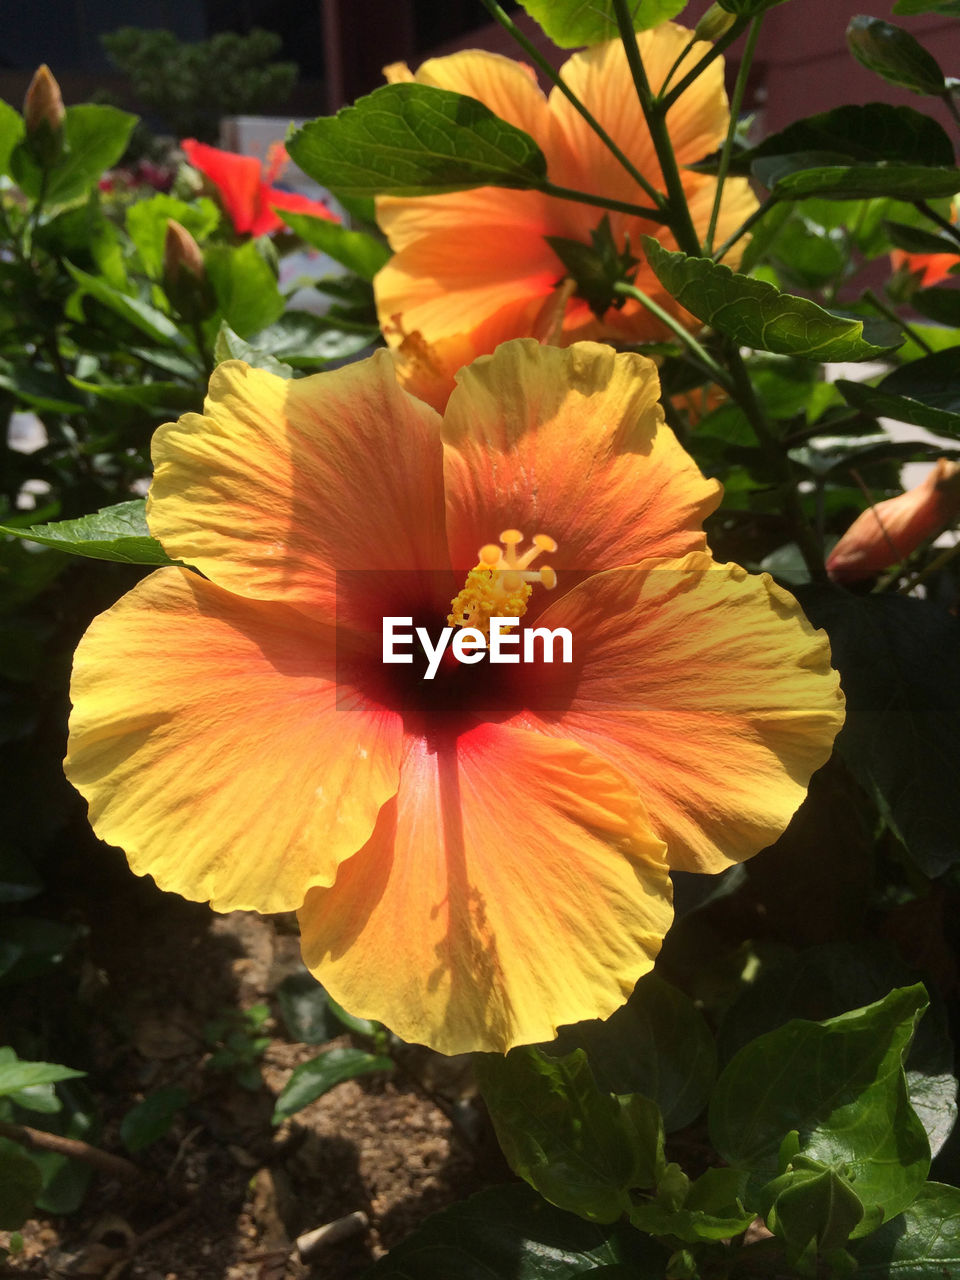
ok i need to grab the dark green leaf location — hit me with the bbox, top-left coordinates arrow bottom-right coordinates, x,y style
517,0 -> 688,46
0,500 -> 177,567
0,1140 -> 41,1230
66,263 -> 187,348
0,1052 -> 85,1097
0,363 -> 85,414
279,211 -> 390,280
752,154 -> 960,202
709,986 -> 930,1231
272,1047 -> 392,1122
550,973 -> 716,1132
0,919 -> 81,986
761,1165 -> 865,1266
68,377 -> 197,411
547,215 -> 638,318
11,104 -> 137,205
363,1182 -> 670,1279
31,1082 -> 95,1215
885,221 -> 960,254
718,0 -> 791,12
729,103 -> 955,173
837,348 -> 960,433
0,850 -> 41,905
477,1046 -> 663,1224
795,588 -> 960,876
275,970 -> 340,1044
911,285 -> 960,328
120,1086 -> 189,1152
206,241 -> 285,338
629,1167 -> 754,1242
288,83 -> 548,197
643,238 -> 902,360
247,311 -> 374,365
0,101 -> 24,180
895,0 -> 960,9
850,1181 -> 960,1275
847,16 -> 946,95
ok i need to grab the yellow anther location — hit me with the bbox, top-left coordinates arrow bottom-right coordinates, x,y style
447,528 -> 558,638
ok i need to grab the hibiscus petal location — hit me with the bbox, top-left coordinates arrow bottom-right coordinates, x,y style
522,554 -> 845,873
65,568 -> 403,913
441,339 -> 721,576
181,139 -> 262,235
298,725 -> 671,1055
148,353 -> 450,628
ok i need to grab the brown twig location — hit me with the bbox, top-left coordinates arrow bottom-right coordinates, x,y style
0,1119 -> 140,1181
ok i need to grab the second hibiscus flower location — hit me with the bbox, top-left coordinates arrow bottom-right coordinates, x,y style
374,23 -> 757,410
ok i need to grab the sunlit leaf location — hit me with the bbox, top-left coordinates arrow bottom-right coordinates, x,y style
279,210 -> 390,280
271,1047 -> 392,1122
0,500 -> 176,567
517,0 -> 688,46
850,1182 -> 960,1275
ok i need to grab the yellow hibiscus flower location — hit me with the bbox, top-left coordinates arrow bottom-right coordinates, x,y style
65,341 -> 842,1055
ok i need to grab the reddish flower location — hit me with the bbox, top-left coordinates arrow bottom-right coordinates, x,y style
827,458 -> 960,582
181,138 -> 338,237
890,246 -> 957,288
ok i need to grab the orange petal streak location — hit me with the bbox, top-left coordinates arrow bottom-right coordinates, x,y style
521,554 -> 845,873
298,726 -> 672,1055
148,353 -> 450,630
65,569 -> 403,913
441,340 -> 721,577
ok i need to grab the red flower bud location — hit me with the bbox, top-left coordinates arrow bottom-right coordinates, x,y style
827,458 -> 960,582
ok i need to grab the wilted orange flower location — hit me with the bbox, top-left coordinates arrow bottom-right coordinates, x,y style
65,341 -> 842,1055
181,138 -> 338,237
374,24 -> 757,410
827,458 -> 960,582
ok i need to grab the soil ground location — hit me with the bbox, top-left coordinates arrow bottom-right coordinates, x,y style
0,848 -> 507,1279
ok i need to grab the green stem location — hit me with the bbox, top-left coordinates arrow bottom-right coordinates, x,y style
713,196 -> 776,262
863,288 -> 933,355
24,168 -> 49,256
614,281 -> 732,390
658,18 -> 750,113
612,0 -> 701,256
898,536 -> 960,594
725,342 -> 827,581
539,180 -> 664,221
477,0 -> 666,211
705,16 -> 761,254
941,87 -> 960,133
658,31 -> 701,98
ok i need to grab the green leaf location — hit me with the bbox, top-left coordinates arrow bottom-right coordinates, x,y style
363,1182 -> 670,1279
206,240 -> 285,338
795,588 -> 960,876
837,349 -> 960,434
0,919 -> 81,986
517,0 -> 688,46
120,1086 -> 189,1152
729,103 -> 955,173
0,101 -> 25,179
629,1167 -> 754,1243
275,970 -> 341,1044
884,221 -> 960,254
68,377 -> 198,412
709,986 -> 930,1232
895,0 -> 960,10
761,1165 -> 865,1269
213,322 -> 295,378
912,285 -> 960,327
718,0 -> 791,12
0,1140 -> 41,1231
272,1047 -> 392,1123
850,1182 -> 960,1275
288,82 -> 548,197
847,15 -> 947,95
752,154 -> 960,202
279,211 -> 390,280
0,363 -> 85,414
246,311 -> 374,366
0,1052 -> 85,1098
66,263 -> 188,348
550,973 -> 716,1132
125,194 -> 220,278
547,214 -> 639,318
642,238 -> 902,360
477,1046 -> 663,1224
0,500 -> 177,567
12,104 -> 137,205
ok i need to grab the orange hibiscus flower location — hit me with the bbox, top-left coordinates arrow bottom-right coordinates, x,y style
374,24 -> 757,411
65,341 -> 842,1055
181,138 -> 338,237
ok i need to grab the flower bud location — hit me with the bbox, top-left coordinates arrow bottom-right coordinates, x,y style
162,219 -> 214,322
23,64 -> 65,168
694,4 -> 737,43
827,458 -> 960,582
